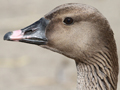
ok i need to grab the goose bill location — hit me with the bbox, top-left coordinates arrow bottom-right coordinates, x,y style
4,18 -> 50,45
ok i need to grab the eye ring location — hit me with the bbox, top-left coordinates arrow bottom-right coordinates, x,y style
63,17 -> 74,25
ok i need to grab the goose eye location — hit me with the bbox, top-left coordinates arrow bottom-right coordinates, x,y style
63,17 -> 73,25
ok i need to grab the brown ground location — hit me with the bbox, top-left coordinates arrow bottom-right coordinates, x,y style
0,0 -> 120,90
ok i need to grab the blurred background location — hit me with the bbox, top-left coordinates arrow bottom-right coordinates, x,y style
0,0 -> 120,90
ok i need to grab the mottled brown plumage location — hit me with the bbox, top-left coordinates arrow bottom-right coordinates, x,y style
43,3 -> 119,90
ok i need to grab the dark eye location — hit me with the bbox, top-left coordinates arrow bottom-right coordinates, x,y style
63,17 -> 73,25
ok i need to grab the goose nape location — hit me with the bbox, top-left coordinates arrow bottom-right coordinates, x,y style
3,3 -> 119,90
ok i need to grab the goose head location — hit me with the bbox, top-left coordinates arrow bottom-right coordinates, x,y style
4,3 -> 112,60
4,3 -> 118,90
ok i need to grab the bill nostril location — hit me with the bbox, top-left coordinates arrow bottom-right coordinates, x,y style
24,30 -> 33,35
24,28 -> 37,35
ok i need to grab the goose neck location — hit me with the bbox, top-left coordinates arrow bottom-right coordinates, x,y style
75,60 -> 117,90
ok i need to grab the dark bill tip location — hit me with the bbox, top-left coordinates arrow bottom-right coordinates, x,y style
4,32 -> 12,40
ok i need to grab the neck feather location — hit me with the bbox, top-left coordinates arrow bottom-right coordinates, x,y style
75,51 -> 118,90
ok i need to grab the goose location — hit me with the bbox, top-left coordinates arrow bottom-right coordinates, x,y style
3,3 -> 119,90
